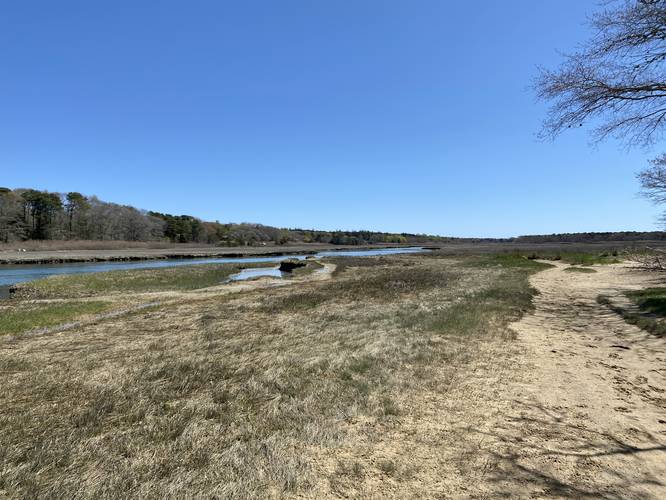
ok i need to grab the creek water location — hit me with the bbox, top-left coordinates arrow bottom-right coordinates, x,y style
227,267 -> 286,281
0,247 -> 427,295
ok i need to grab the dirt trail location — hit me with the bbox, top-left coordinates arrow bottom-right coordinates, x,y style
496,262 -> 666,498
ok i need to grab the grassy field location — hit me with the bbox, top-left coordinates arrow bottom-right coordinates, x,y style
10,262 -> 279,299
0,253 -> 550,497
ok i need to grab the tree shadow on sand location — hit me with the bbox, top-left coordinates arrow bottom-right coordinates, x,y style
462,399 -> 666,498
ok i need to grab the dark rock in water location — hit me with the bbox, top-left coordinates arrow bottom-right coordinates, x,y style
6,284 -> 37,300
279,259 -> 307,272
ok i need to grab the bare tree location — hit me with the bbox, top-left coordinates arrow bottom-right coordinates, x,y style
638,153 -> 666,219
537,0 -> 666,241
536,0 -> 666,147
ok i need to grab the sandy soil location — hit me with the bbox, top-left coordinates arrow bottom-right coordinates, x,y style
494,262 -> 666,498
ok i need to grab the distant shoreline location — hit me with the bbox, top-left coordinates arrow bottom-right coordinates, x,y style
0,243 -> 420,266
2,239 -> 665,266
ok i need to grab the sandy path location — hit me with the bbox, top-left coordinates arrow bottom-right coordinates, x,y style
494,262 -> 666,498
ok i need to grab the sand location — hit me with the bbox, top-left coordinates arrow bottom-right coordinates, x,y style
496,262 -> 666,498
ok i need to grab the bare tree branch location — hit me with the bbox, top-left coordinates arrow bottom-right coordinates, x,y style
536,0 -> 666,146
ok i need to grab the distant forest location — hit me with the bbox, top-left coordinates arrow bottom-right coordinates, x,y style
2,188 -> 665,246
0,188 -> 436,246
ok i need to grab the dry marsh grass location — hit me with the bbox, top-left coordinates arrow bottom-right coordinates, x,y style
12,262 -> 277,299
0,240 -> 182,251
0,253 -> 548,498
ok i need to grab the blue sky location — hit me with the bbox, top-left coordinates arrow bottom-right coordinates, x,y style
0,1 -> 660,237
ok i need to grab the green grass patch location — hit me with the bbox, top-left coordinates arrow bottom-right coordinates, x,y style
463,253 -> 555,270
328,256 -> 389,277
626,287 -> 666,316
410,257 -> 547,338
259,291 -> 330,313
598,291 -> 666,337
328,265 -> 460,301
12,262 -> 275,298
564,266 -> 597,273
525,251 -> 621,265
0,301 -> 111,335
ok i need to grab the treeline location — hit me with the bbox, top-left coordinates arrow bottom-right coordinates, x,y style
0,188 -> 164,243
0,188 -> 444,246
512,232 -> 666,243
5,188 -> 663,246
290,229 -> 410,245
